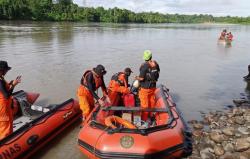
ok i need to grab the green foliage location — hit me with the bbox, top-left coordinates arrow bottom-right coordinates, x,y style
28,0 -> 52,20
0,0 -> 31,19
0,0 -> 249,24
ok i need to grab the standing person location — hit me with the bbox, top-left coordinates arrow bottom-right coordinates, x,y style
135,50 -> 160,122
244,65 -> 250,80
219,29 -> 227,40
0,61 -> 21,140
108,68 -> 132,106
77,64 -> 109,120
226,32 -> 233,41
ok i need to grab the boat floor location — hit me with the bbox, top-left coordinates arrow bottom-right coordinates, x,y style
13,116 -> 33,132
13,105 -> 51,132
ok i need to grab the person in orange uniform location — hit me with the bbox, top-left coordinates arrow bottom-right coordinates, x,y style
108,68 -> 132,106
0,61 -> 21,140
135,50 -> 160,122
77,65 -> 109,119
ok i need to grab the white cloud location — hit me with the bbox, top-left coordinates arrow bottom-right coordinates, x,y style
73,0 -> 250,17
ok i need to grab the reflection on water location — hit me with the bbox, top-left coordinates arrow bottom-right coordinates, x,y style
1,21 -> 250,158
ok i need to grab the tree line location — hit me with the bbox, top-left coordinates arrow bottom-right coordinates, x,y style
0,0 -> 250,24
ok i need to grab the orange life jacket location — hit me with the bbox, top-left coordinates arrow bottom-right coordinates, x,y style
81,70 -> 103,91
228,34 -> 233,41
110,72 -> 127,87
0,77 -> 12,121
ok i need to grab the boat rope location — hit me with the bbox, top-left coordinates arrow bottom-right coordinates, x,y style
169,108 -> 180,128
172,108 -> 180,120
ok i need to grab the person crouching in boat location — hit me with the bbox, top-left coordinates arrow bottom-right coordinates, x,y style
108,68 -> 132,106
244,65 -> 250,80
0,61 -> 21,140
77,65 -> 109,120
219,29 -> 227,40
135,50 -> 160,122
226,32 -> 233,41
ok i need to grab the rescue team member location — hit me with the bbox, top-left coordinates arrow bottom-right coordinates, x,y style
219,29 -> 227,40
226,32 -> 233,41
0,61 -> 21,140
108,68 -> 132,106
135,50 -> 160,121
77,65 -> 109,119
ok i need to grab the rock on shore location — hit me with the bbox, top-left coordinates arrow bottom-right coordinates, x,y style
187,99 -> 250,159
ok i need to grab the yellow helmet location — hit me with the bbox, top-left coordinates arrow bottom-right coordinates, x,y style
143,50 -> 152,61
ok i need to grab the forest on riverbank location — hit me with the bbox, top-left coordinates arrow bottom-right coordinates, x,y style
1,0 -> 250,24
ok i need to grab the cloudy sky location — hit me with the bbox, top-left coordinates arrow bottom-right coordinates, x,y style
73,0 -> 250,17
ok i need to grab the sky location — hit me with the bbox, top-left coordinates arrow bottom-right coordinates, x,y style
73,0 -> 250,17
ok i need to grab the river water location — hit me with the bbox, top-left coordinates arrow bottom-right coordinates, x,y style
0,21 -> 250,158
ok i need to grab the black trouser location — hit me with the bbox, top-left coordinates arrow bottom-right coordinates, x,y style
245,65 -> 250,77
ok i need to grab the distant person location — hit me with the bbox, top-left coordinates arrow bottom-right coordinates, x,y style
226,32 -> 233,41
0,61 -> 21,140
244,65 -> 250,80
77,65 -> 109,120
108,68 -> 132,106
219,29 -> 227,40
135,50 -> 160,122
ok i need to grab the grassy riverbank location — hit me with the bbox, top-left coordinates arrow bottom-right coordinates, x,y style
0,0 -> 250,24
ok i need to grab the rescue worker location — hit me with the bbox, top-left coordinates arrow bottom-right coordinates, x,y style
108,68 -> 132,106
226,32 -> 233,41
0,61 -> 21,140
77,64 -> 109,119
244,65 -> 250,80
219,29 -> 227,40
135,50 -> 160,122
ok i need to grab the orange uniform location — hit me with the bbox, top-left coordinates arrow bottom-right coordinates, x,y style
138,60 -> 160,121
108,72 -> 130,106
0,77 -> 13,140
77,85 -> 95,118
77,69 -> 107,118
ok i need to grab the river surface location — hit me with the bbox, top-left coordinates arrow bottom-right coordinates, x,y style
0,21 -> 250,158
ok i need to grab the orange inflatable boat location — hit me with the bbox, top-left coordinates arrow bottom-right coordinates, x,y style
0,90 -> 80,159
78,85 -> 192,159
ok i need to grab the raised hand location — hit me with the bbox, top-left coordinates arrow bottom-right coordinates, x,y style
13,75 -> 21,86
